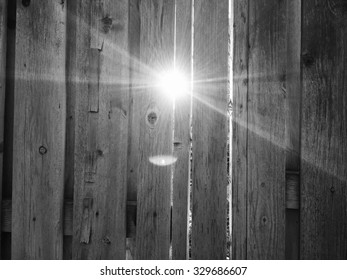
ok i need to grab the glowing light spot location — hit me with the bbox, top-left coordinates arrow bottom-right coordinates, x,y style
149,155 -> 177,166
157,70 -> 189,99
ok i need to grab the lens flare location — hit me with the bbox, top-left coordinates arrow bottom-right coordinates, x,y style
157,70 -> 189,99
149,155 -> 177,166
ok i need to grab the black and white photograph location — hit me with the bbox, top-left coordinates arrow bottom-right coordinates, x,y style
0,0 -> 346,266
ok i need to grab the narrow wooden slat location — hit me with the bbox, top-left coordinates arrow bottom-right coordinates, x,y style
171,0 -> 192,260
2,0 -> 16,257
192,0 -> 229,260
126,0 -> 141,259
0,0 -> 7,259
134,0 -> 175,259
127,0 -> 141,204
12,0 -> 66,259
301,0 -> 347,259
247,0 -> 286,259
2,0 -> 15,203
284,0 -> 301,260
232,0 -> 249,260
72,0 -> 129,259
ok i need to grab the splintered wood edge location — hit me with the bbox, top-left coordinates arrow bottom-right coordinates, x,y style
1,199 -> 137,238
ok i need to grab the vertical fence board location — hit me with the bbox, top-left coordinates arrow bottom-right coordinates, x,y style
134,0 -> 175,259
125,0 -> 141,259
0,0 -> 7,259
285,0 -> 301,260
301,0 -> 347,259
12,0 -> 66,259
127,0 -> 141,204
171,0 -> 192,260
1,0 -> 15,259
232,0 -> 249,260
72,0 -> 129,259
192,0 -> 229,260
246,0 -> 286,259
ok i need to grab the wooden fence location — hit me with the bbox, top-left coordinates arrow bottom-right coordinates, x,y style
0,0 -> 346,260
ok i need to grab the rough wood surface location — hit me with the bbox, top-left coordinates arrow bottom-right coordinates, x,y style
191,0 -> 229,260
247,0 -> 286,259
2,0 -> 15,203
232,0 -> 249,260
134,0 -> 175,259
71,0 -> 129,259
171,0 -> 192,260
285,0 -> 301,260
1,200 -> 136,239
127,0 -> 141,204
0,0 -> 7,259
12,0 -> 66,259
301,0 -> 347,259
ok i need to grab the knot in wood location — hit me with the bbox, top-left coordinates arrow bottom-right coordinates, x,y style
22,0 -> 30,7
302,52 -> 315,67
101,16 -> 113,33
102,236 -> 111,244
39,145 -> 47,155
262,216 -> 267,224
147,112 -> 158,126
330,186 -> 335,193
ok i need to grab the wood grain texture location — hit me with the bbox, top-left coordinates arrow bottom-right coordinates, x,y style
125,0 -> 141,259
247,0 -> 286,259
2,0 -> 15,203
191,0 -> 229,260
0,0 -> 7,259
134,0 -> 175,259
127,0 -> 141,203
12,0 -> 66,259
301,0 -> 347,259
171,0 -> 192,260
1,200 -> 136,238
71,0 -> 129,259
232,0 -> 249,260
285,0 -> 301,260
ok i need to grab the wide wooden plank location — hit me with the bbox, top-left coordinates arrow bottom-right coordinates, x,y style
0,0 -> 7,259
247,0 -> 286,259
191,0 -> 229,260
301,0 -> 347,259
71,0 -> 129,259
134,0 -> 175,259
232,0 -> 249,260
171,0 -> 192,260
1,199 -> 136,239
12,0 -> 66,259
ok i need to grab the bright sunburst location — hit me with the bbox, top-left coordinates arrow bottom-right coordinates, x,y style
157,70 -> 189,99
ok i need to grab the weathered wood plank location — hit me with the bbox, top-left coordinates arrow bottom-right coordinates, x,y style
285,0 -> 301,260
127,0 -> 141,204
2,0 -> 16,203
171,0 -> 192,260
232,0 -> 249,260
125,0 -> 141,260
134,0 -> 175,260
1,200 -> 136,239
0,0 -> 7,259
191,0 -> 229,260
12,0 -> 66,259
72,0 -> 129,259
301,0 -> 347,259
247,0 -> 286,259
